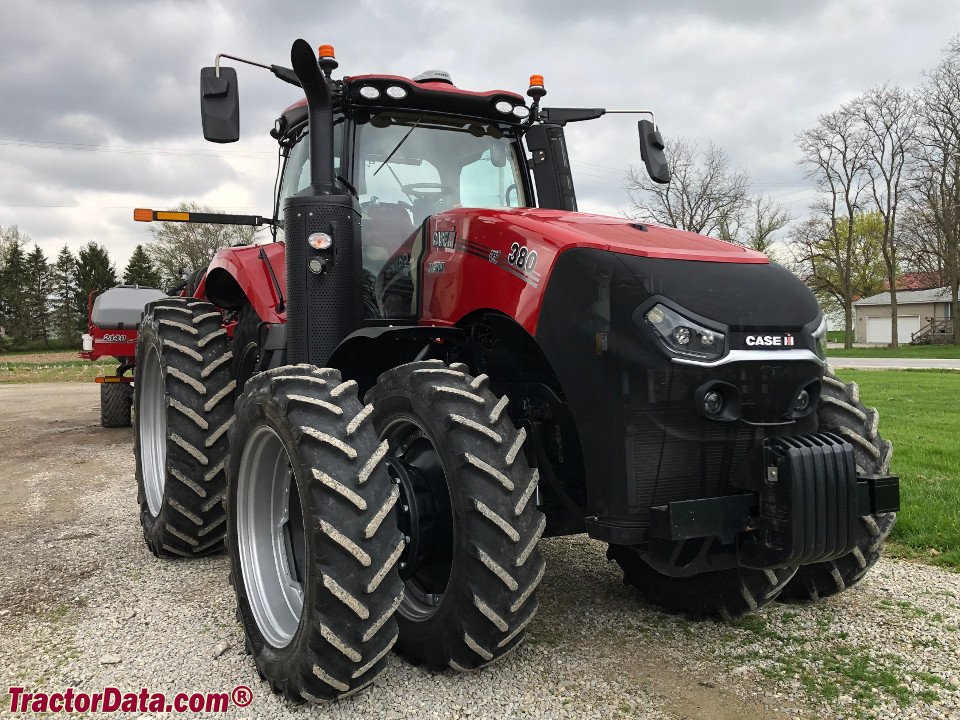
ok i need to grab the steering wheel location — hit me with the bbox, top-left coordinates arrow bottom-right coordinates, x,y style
505,183 -> 519,207
401,183 -> 458,200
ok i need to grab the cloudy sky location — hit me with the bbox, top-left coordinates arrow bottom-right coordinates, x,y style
1,0 -> 958,272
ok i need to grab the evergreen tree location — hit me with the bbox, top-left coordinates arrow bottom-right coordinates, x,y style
24,245 -> 52,346
74,242 -> 118,335
51,245 -> 79,344
0,236 -> 29,347
123,244 -> 162,287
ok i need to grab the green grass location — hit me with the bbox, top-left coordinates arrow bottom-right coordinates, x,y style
835,369 -> 960,568
0,357 -> 113,383
0,343 -> 79,356
829,344 -> 960,358
827,330 -> 846,343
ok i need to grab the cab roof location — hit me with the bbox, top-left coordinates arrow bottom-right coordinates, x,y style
279,73 -> 528,132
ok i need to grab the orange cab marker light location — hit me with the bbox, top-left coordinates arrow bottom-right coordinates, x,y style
318,44 -> 335,59
156,211 -> 190,221
529,75 -> 544,88
133,208 -> 153,222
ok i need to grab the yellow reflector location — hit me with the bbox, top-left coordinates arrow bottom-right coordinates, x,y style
133,208 -> 154,222
156,211 -> 190,221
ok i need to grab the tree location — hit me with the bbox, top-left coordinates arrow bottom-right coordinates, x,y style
718,194 -> 792,254
146,201 -> 258,286
856,84 -> 919,347
796,105 -> 870,348
50,245 -> 80,345
624,138 -> 750,237
124,244 -> 162,287
793,211 -> 888,325
0,226 -> 30,347
24,245 -> 52,346
74,242 -> 118,335
914,37 -> 960,343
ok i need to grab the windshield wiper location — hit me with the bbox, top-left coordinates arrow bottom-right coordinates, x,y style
374,114 -> 423,176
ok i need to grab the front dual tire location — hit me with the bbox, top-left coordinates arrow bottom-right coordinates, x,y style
227,365 -> 404,701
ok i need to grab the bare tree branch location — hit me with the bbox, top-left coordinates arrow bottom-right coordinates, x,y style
624,138 -> 750,238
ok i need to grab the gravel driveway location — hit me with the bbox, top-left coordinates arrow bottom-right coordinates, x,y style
1,384 -> 958,720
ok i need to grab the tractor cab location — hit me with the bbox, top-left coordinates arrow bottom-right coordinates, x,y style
275,73 -> 532,290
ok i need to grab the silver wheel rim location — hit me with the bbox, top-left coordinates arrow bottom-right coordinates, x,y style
139,346 -> 167,517
237,425 -> 305,648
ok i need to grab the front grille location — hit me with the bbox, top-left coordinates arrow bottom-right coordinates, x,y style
627,371 -> 756,509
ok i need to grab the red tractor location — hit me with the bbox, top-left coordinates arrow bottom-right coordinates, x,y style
130,39 -> 899,701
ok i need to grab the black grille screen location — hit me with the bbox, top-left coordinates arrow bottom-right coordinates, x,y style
627,372 -> 757,510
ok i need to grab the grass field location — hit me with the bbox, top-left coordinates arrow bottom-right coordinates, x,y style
836,369 -> 960,569
829,344 -> 960,358
0,351 -> 113,383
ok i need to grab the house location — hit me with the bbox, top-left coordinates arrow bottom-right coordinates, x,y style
854,286 -> 954,344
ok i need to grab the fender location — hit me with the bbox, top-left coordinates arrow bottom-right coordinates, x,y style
327,325 -> 465,395
203,243 -> 287,324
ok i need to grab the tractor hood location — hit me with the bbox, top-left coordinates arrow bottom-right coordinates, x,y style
435,207 -> 769,264
415,207 -> 818,336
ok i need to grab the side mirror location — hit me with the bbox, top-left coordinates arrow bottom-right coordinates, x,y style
638,119 -> 670,184
200,66 -> 240,143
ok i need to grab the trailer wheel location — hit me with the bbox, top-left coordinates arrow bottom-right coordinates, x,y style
134,298 -> 233,558
365,360 -> 545,671
227,365 -> 404,701
101,381 -> 132,428
779,369 -> 896,602
607,545 -> 797,619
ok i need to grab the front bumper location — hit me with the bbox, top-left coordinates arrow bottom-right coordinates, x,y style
641,433 -> 899,575
534,249 -> 897,569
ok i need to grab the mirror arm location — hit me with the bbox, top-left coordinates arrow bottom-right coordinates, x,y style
605,109 -> 658,130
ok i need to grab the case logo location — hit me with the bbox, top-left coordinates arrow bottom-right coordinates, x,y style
432,231 -> 455,249
745,334 -> 795,347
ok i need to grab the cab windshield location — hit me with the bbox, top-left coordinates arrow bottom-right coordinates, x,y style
354,112 -> 527,276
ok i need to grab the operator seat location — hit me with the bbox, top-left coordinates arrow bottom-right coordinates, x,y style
362,202 -> 415,265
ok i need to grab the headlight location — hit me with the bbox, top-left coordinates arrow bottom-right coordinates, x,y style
812,317 -> 828,360
642,303 -> 725,360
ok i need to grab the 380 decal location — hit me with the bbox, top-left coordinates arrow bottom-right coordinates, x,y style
508,243 -> 538,273
444,234 -> 542,288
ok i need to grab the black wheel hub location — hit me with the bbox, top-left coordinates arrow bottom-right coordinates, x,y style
384,430 -> 454,612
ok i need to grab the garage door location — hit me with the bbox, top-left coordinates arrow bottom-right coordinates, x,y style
866,315 -> 921,344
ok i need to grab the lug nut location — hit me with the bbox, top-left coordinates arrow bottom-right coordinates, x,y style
703,390 -> 723,415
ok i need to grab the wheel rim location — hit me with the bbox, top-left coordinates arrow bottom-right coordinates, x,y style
382,415 -> 454,621
236,425 -> 306,648
139,345 -> 167,517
